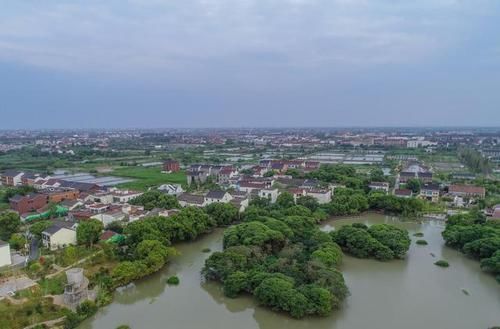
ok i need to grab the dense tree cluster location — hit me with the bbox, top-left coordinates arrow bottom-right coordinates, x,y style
0,211 -> 21,241
326,188 -> 369,216
129,190 -> 179,210
368,192 -> 425,216
76,219 -> 104,247
331,223 -> 410,261
306,164 -> 367,189
205,203 -> 239,226
458,147 -> 492,174
203,204 -> 348,318
109,206 -> 227,288
442,211 -> 500,281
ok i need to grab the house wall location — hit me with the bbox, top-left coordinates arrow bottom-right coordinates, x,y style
307,191 -> 332,204
91,213 -> 125,226
46,229 -> 77,250
0,244 -> 12,267
10,195 -> 48,214
48,190 -> 80,203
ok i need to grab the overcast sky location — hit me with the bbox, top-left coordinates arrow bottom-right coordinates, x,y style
1,0 -> 499,129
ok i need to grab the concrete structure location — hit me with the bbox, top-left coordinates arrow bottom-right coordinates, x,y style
63,268 -> 89,309
42,222 -> 78,250
0,241 -> 12,267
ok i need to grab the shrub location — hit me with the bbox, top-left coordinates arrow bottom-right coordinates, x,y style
166,276 -> 180,285
416,240 -> 428,245
202,248 -> 211,253
413,232 -> 424,237
434,260 -> 449,267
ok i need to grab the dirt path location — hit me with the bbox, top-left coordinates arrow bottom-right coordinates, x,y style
23,316 -> 66,329
43,250 -> 103,280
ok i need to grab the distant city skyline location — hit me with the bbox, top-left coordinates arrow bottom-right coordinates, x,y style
1,0 -> 499,129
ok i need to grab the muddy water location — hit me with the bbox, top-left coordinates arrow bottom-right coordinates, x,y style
80,214 -> 500,329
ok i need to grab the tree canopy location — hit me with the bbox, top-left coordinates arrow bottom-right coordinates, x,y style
0,211 -> 21,241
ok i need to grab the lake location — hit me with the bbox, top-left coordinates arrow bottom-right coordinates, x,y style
80,213 -> 500,329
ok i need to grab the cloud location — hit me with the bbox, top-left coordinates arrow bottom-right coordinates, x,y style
0,0 -> 498,83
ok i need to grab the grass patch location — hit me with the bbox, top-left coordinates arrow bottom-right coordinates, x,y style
112,166 -> 186,191
434,260 -> 449,267
166,276 -> 180,285
38,275 -> 67,295
413,232 -> 424,237
416,239 -> 428,245
0,297 -> 69,329
202,248 -> 211,253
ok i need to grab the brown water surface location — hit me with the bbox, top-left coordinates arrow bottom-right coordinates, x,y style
80,214 -> 500,329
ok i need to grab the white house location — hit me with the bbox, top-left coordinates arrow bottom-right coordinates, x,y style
158,184 -> 184,196
0,240 -> 12,267
86,191 -> 115,204
306,189 -> 332,204
204,190 -> 233,205
42,222 -> 78,250
230,198 -> 249,213
91,209 -> 126,226
258,188 -> 280,203
369,182 -> 390,193
111,190 -> 143,203
178,193 -> 206,207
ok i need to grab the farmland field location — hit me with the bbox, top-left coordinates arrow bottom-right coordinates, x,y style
111,166 -> 186,190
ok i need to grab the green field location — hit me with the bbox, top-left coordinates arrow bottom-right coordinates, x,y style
111,166 -> 186,191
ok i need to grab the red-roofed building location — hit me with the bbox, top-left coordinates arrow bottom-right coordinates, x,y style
163,159 -> 180,173
448,184 -> 485,198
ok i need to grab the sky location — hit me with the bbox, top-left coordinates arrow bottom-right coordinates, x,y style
0,0 -> 499,129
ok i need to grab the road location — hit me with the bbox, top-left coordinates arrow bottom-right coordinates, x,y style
28,238 -> 39,262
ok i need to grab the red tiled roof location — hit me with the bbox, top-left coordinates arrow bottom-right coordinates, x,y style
449,184 -> 485,195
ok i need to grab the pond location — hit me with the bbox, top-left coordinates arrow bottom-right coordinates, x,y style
80,213 -> 500,329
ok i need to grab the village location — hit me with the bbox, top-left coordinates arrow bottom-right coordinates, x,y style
0,128 -> 499,329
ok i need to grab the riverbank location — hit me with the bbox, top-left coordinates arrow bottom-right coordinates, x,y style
80,213 -> 500,329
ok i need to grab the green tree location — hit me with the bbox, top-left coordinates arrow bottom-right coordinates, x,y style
0,211 -> 21,240
406,178 -> 421,194
296,195 -> 319,212
9,233 -> 26,250
223,271 -> 248,297
277,192 -> 295,208
205,203 -> 239,226
29,220 -> 53,238
77,219 -> 104,247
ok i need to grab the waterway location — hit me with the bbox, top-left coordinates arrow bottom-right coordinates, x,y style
80,213 -> 500,329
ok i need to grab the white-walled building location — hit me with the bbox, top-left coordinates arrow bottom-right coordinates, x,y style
158,184 -> 184,196
306,189 -> 332,204
91,209 -> 126,226
258,188 -> 280,203
204,191 -> 233,205
0,240 -> 12,267
42,222 -> 78,250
